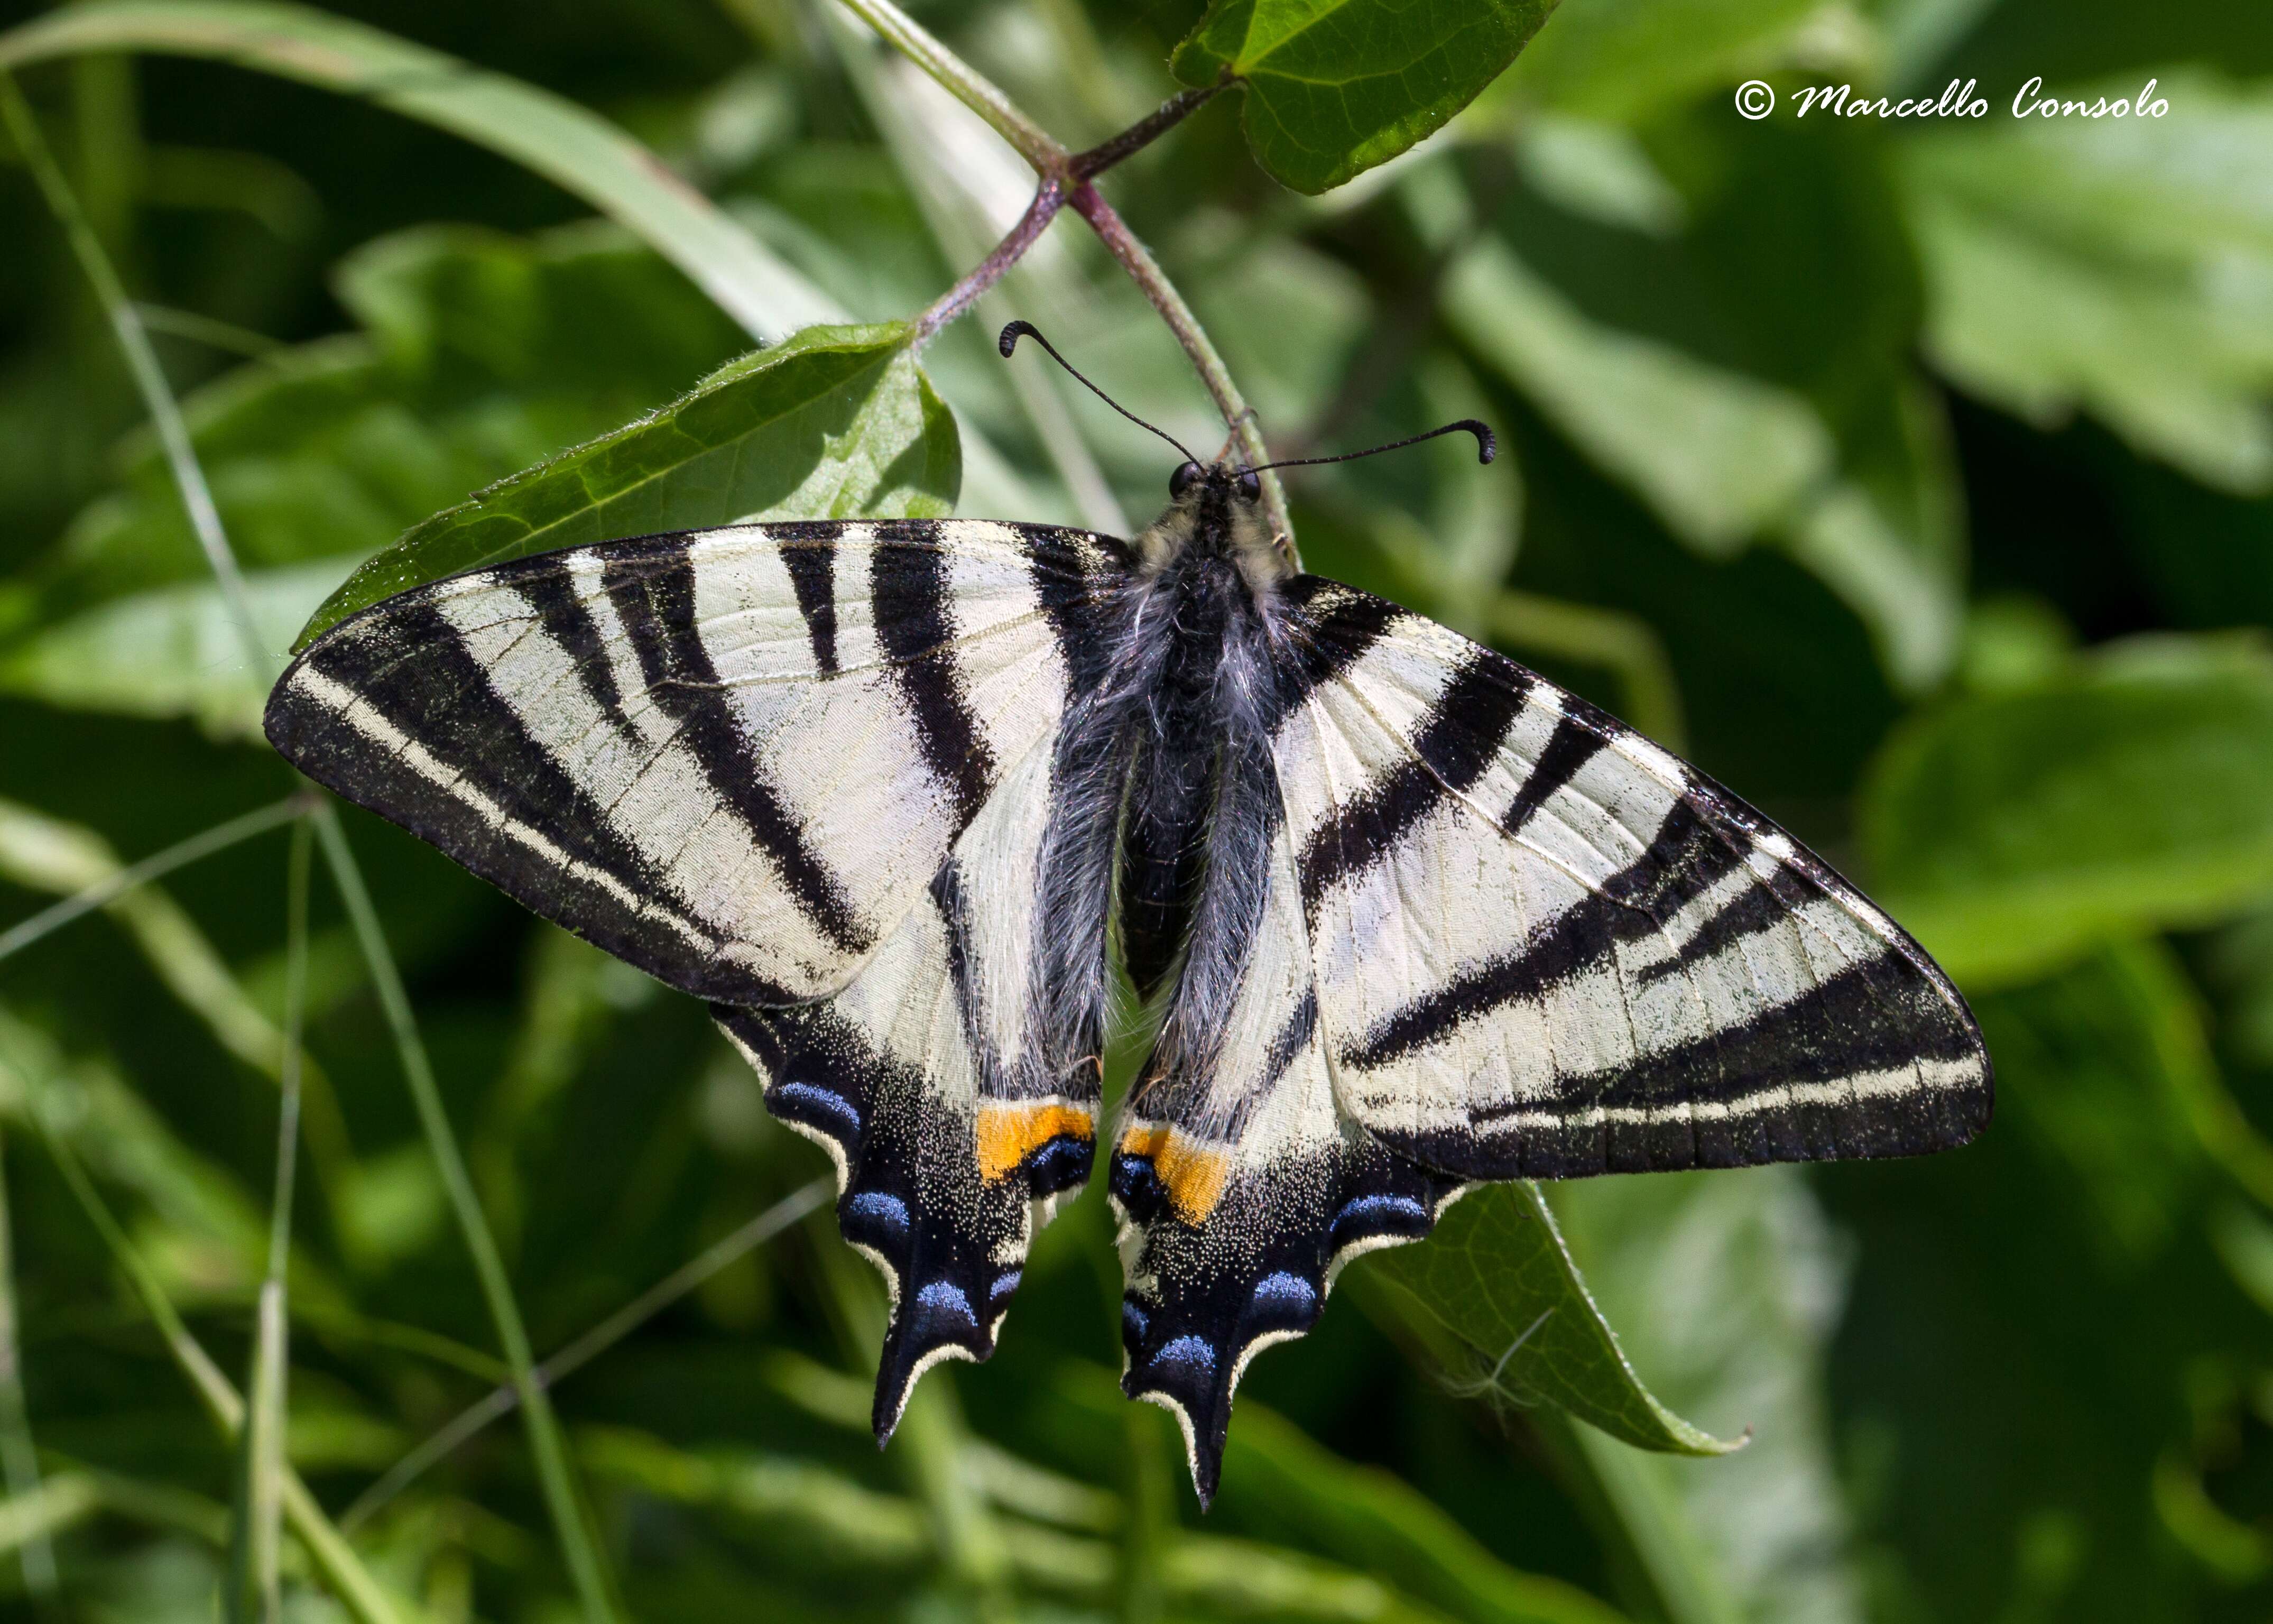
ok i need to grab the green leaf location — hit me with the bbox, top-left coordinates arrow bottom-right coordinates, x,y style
0,561 -> 347,740
1549,1169 -> 1866,1624
1170,0 -> 1560,193
1212,1401 -> 1632,1624
1445,239 -> 1834,557
295,321 -> 960,649
1492,0 -> 1820,124
46,223 -> 752,607
1861,633 -> 2273,988
1971,938 -> 2209,1268
1359,1180 -> 1735,1456
0,0 -> 841,341
1899,71 -> 2273,494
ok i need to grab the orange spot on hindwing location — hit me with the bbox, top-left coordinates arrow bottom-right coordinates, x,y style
975,1101 -> 1094,1184
1117,1123 -> 1231,1224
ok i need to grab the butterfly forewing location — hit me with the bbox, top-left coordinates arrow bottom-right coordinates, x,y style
1272,587 -> 1990,1175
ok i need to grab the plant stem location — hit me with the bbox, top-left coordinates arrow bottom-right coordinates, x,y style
315,808 -> 622,1620
5,76 -> 620,1623
341,1177 -> 830,1530
1070,82 -> 1226,180
830,3 -> 1279,541
912,177 -> 1065,342
27,1113 -> 406,1624
1067,182 -> 1295,550
0,794 -> 309,965
831,0 -> 1064,172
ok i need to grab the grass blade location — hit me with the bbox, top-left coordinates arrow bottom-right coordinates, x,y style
0,1 -> 839,342
11,1081 -> 407,1624
4,81 -> 620,1622
0,1129 -> 55,1597
313,808 -> 622,1622
0,794 -> 306,966
343,1177 -> 830,1530
230,818 -> 309,1624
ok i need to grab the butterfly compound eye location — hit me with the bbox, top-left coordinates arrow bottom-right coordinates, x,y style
1170,460 -> 1202,499
1237,469 -> 1262,502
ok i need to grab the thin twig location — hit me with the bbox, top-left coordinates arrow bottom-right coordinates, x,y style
3,77 -> 621,1624
1069,81 -> 1227,180
828,1 -> 1279,547
1067,182 -> 1295,552
912,176 -> 1066,342
342,1178 -> 831,1530
831,0 -> 1064,172
0,795 -> 309,966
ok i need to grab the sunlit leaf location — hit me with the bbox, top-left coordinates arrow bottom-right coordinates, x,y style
1446,239 -> 1834,556
1900,71 -> 2273,494
1550,1168 -> 1867,1624
0,0 -> 841,340
297,321 -> 959,648
1492,0 -> 1821,123
1861,633 -> 2273,988
1361,1180 -> 1735,1456
1170,0 -> 1560,193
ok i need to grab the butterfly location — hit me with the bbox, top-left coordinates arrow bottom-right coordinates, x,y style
264,322 -> 1992,1504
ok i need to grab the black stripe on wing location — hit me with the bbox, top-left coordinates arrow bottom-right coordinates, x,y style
1346,781 -> 1991,1175
266,582 -> 800,1005
1296,652 -> 1531,921
599,547 -> 872,958
774,522 -> 841,673
873,521 -> 994,828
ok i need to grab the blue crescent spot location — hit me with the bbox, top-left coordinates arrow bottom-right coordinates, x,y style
847,1191 -> 909,1233
914,1281 -> 975,1326
1121,1300 -> 1150,1338
776,1082 -> 861,1133
1251,1271 -> 1316,1313
988,1269 -> 1022,1305
1333,1193 -> 1428,1236
1154,1334 -> 1217,1376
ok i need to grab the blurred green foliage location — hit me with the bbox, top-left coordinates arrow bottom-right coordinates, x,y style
0,0 -> 2270,1620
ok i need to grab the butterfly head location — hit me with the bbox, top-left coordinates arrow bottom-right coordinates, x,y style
997,319 -> 1496,594
1142,457 -> 1287,589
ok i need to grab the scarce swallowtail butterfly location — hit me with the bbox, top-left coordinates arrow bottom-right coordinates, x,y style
264,322 -> 1992,1504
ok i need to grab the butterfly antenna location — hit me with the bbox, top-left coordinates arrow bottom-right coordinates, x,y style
999,320 -> 1199,465
1245,418 -> 1496,474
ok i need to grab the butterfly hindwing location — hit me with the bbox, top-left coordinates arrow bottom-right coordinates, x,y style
267,518 -> 1125,1431
715,735 -> 1099,1436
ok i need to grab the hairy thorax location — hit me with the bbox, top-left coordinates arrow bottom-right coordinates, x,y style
1129,465 -> 1293,603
